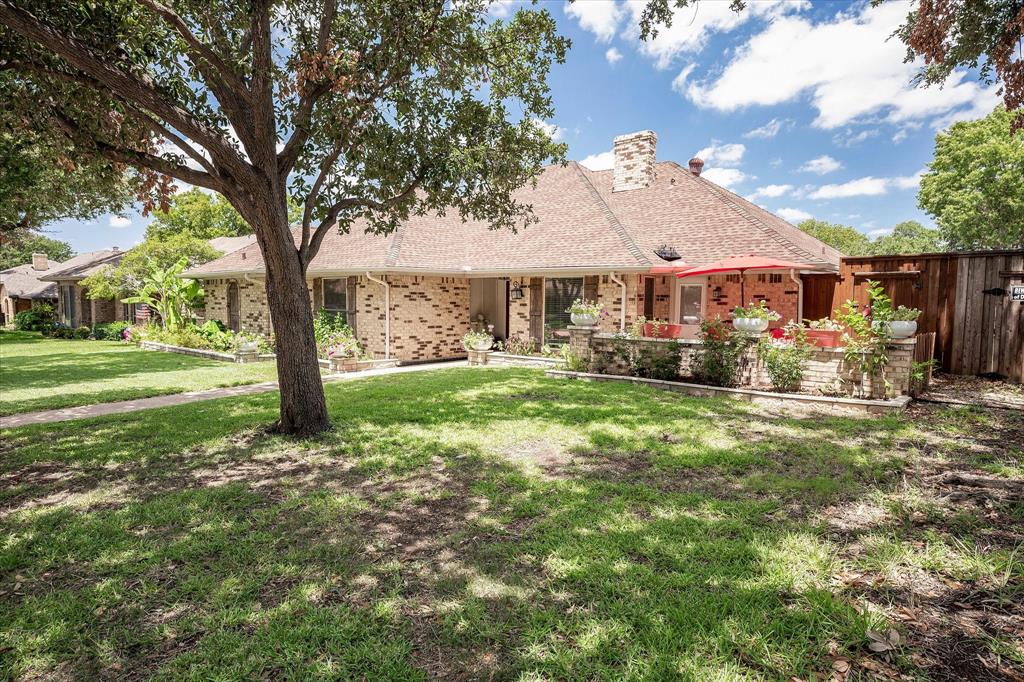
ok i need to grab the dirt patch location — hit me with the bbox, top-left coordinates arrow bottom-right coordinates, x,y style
921,373 -> 1024,411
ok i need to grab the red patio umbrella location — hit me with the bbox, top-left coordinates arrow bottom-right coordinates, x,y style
675,254 -> 814,307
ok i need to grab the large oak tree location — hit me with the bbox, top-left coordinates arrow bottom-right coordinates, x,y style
1,0 -> 568,435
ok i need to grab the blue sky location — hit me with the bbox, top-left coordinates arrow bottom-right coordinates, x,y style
50,0 -> 998,255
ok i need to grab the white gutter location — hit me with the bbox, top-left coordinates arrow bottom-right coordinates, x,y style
365,272 -> 390,359
609,272 -> 627,332
790,268 -> 803,323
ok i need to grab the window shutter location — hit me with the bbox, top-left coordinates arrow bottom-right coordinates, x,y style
529,277 -> 543,344
584,275 -> 599,303
346,278 -> 358,333
312,277 -> 323,312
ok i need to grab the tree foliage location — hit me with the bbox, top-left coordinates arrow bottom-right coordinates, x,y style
918,107 -> 1024,250
796,220 -> 872,257
121,257 -> 204,331
871,220 -> 944,255
81,232 -> 221,300
0,0 -> 569,435
0,233 -> 74,271
145,188 -> 251,241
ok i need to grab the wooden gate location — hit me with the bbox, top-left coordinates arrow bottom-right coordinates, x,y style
801,250 -> 1023,382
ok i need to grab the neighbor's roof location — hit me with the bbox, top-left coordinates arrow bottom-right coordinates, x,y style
183,161 -> 841,279
0,262 -> 62,299
39,248 -> 124,281
208,235 -> 257,254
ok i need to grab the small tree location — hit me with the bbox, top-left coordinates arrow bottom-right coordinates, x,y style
1,1 -> 569,435
122,257 -> 204,331
871,220 -> 944,255
0,234 -> 74,271
797,219 -> 871,256
83,232 -> 221,300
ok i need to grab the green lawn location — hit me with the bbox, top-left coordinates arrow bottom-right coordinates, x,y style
1,368 -> 1021,680
0,330 -> 281,416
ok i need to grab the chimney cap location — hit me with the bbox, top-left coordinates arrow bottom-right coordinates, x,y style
688,157 -> 705,176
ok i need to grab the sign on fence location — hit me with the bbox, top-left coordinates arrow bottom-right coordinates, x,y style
1012,285 -> 1024,302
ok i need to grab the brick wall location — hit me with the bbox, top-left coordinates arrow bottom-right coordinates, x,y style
202,278 -> 271,337
388,276 -> 470,361
355,275 -> 388,358
703,274 -> 800,328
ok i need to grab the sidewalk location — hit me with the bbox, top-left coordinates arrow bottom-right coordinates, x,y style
0,361 -> 467,429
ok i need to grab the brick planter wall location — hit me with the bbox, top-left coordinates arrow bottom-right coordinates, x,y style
569,327 -> 915,399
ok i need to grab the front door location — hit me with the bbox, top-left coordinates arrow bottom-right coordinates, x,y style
227,282 -> 240,332
672,278 -> 706,338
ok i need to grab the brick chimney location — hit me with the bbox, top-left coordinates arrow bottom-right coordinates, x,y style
31,253 -> 48,271
688,157 -> 704,176
613,130 -> 657,192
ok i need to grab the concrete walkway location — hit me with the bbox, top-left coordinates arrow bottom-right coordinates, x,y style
0,360 -> 467,429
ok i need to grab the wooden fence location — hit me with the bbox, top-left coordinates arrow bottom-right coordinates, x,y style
801,250 -> 1023,382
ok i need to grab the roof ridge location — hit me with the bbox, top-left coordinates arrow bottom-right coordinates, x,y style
666,161 -> 822,263
385,224 -> 405,268
573,162 -> 650,267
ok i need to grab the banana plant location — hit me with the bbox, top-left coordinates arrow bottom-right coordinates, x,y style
122,257 -> 203,331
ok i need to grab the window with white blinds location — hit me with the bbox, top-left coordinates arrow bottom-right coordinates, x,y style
544,277 -> 584,338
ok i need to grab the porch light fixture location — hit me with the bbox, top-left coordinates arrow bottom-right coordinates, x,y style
509,283 -> 525,301
712,286 -> 723,301
654,245 -> 681,262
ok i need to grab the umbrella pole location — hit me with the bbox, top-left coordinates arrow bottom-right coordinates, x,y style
739,269 -> 746,306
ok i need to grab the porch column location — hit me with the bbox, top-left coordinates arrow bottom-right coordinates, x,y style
567,325 -> 595,364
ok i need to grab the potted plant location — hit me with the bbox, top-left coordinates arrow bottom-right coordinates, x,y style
566,299 -> 603,327
640,318 -> 683,338
327,329 -> 363,371
889,305 -> 921,339
461,330 -> 494,351
804,318 -> 844,347
731,300 -> 780,333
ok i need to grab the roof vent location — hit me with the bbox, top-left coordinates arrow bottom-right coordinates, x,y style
688,157 -> 704,176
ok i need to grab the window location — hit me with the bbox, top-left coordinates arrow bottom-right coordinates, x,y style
543,277 -> 583,341
678,284 -> 703,324
322,278 -> 348,323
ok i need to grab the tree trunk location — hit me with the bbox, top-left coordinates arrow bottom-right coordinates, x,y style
256,205 -> 331,437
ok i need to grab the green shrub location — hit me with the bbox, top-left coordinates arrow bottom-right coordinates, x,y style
611,335 -> 683,381
757,327 -> 811,393
93,321 -> 131,341
13,304 -> 54,331
313,308 -> 349,353
498,334 -> 535,356
690,318 -> 754,387
73,326 -> 91,340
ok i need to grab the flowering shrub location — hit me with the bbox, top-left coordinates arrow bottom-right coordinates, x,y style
891,305 -> 921,321
690,318 -> 754,387
498,334 -> 535,356
566,299 -> 604,317
461,330 -> 493,351
325,327 -> 363,359
806,317 -> 843,331
732,300 -> 781,321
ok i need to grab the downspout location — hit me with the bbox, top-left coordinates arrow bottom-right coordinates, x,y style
365,272 -> 390,359
789,269 -> 803,323
609,272 -> 627,332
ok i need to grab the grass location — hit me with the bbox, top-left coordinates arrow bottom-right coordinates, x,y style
0,330 -> 281,416
1,368 -> 1021,680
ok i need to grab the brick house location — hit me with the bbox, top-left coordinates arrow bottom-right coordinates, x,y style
40,248 -> 132,328
184,130 -> 841,361
0,253 -> 61,325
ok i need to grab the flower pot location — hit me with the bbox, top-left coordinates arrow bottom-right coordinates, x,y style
472,337 -> 493,351
237,341 -> 259,353
805,329 -> 842,347
732,317 -> 769,333
641,322 -> 683,338
570,312 -> 598,327
889,320 -> 917,339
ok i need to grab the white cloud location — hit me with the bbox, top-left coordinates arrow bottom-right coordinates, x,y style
670,64 -> 696,94
832,128 -> 879,147
769,157 -> 783,167
776,207 -> 813,222
487,0 -> 517,18
798,154 -> 841,175
109,215 -> 132,228
624,0 -> 809,70
564,0 -> 624,42
605,47 -> 623,64
579,150 -> 615,171
868,227 -> 893,238
892,129 -> 909,144
890,169 -> 924,190
682,2 -> 1000,129
743,118 -> 791,139
701,167 -> 752,188
747,183 -> 793,201
695,140 -> 745,167
808,171 -> 924,199
533,118 -> 565,141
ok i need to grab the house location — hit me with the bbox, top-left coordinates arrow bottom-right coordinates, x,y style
44,236 -> 258,329
0,253 -> 61,325
183,130 -> 841,361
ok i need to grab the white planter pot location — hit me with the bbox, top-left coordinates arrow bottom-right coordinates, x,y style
472,337 -> 493,351
570,312 -> 598,327
237,341 -> 259,353
733,317 -> 769,333
889,320 -> 917,339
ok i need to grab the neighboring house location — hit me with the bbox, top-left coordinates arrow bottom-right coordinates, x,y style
43,236 -> 258,329
184,130 -> 841,361
0,253 -> 61,326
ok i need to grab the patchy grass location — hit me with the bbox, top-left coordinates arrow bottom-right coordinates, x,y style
0,330 -> 280,415
0,368 -> 1021,680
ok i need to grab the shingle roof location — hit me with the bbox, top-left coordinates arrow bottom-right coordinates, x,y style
0,262 -> 62,299
39,248 -> 124,281
183,160 -> 840,279
208,235 -> 257,254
